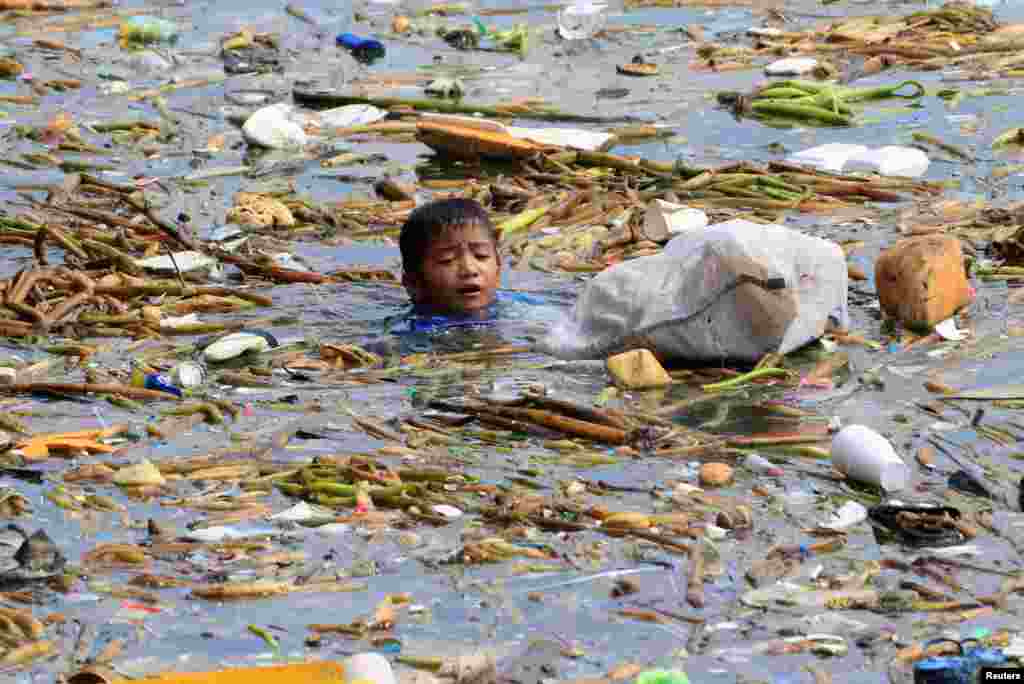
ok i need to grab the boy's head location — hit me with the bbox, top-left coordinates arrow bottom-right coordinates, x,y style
400,198 -> 501,316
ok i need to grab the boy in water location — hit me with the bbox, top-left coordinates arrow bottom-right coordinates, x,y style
400,198 -> 501,318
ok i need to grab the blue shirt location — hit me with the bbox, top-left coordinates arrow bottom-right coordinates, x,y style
391,291 -> 547,336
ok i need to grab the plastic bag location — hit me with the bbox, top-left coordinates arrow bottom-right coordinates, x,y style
540,219 -> 849,364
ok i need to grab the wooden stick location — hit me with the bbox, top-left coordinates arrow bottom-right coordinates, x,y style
493,405 -> 629,444
94,283 -> 272,306
0,0 -> 109,8
513,394 -> 630,430
0,382 -> 180,401
687,545 -> 705,608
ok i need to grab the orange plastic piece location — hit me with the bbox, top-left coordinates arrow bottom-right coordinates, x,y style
416,121 -> 553,161
15,426 -> 125,460
85,661 -> 347,684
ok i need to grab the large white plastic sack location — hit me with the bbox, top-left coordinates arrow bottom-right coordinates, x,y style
540,219 -> 849,364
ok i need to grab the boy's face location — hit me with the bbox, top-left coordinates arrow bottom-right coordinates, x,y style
405,223 -> 500,316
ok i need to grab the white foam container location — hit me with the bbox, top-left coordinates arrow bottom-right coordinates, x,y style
831,425 -> 909,492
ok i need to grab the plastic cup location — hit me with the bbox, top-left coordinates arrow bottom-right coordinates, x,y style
831,424 -> 909,492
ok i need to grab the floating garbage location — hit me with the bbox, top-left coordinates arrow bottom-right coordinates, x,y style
0,0 -> 1023,680
202,330 -> 279,362
0,527 -> 65,582
831,425 -> 909,492
138,251 -> 218,275
787,143 -> 930,177
642,200 -> 708,238
170,361 -> 207,388
242,103 -> 308,150
541,219 -> 849,364
556,0 -> 608,40
336,32 -> 386,62
118,16 -> 179,48
764,57 -> 819,76
868,504 -> 968,547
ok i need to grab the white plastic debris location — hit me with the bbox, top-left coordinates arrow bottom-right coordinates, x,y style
557,0 -> 608,40
831,425 -> 910,492
823,501 -> 868,530
765,57 -> 818,76
317,104 -> 388,129
844,145 -> 930,178
1005,636 -> 1024,658
160,313 -> 201,331
418,113 -> 613,151
270,501 -> 339,523
744,453 -> 783,476
705,524 -> 728,540
643,200 -> 709,237
922,544 -> 981,556
786,143 -> 870,173
747,26 -> 783,37
799,613 -> 869,634
185,523 -> 279,543
271,253 -> 306,270
138,251 -> 218,275
506,126 -> 614,151
204,331 -> 278,362
786,143 -> 931,178
541,218 -> 849,364
342,653 -> 398,684
242,103 -> 308,150
934,317 -> 967,341
170,361 -> 207,388
432,504 -> 464,519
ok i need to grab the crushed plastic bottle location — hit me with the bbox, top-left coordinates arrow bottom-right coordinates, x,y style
336,32 -> 386,63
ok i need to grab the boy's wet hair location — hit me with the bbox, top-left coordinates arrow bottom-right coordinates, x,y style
399,198 -> 498,276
